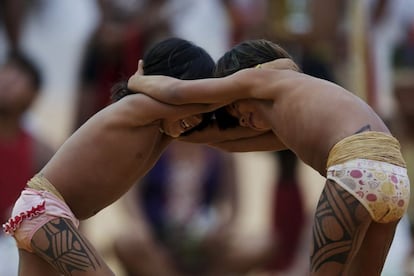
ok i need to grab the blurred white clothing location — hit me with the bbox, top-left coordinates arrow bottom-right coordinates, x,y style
166,0 -> 231,61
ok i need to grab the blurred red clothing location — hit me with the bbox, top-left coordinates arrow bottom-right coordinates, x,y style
0,130 -> 33,223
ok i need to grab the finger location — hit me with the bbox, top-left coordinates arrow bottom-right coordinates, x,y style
291,62 -> 301,72
260,58 -> 300,72
260,58 -> 288,70
138,59 -> 144,75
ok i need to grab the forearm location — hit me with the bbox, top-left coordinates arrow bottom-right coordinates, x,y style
128,74 -> 184,104
178,123 -> 269,144
208,132 -> 287,152
128,67 -> 249,105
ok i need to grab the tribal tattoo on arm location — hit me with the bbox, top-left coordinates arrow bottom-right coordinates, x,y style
31,218 -> 102,275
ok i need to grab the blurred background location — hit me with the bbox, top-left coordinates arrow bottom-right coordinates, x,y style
0,0 -> 413,275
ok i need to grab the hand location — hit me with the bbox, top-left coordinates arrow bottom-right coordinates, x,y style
258,58 -> 301,72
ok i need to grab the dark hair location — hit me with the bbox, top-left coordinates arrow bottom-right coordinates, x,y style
7,51 -> 42,91
214,39 -> 293,129
111,37 -> 215,134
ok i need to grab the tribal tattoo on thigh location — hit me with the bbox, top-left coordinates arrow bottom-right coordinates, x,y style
31,218 -> 101,275
310,180 -> 368,272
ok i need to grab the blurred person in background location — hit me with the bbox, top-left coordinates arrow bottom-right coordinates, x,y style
165,0 -> 232,61
113,142 -> 241,276
0,0 -> 29,53
1,0 -> 101,147
0,51 -> 54,276
264,150 -> 305,274
360,1 -> 414,274
74,0 -> 171,129
364,0 -> 414,123
387,2 -> 414,274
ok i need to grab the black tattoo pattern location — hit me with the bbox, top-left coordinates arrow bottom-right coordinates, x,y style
355,124 -> 371,134
31,218 -> 101,275
311,180 -> 367,272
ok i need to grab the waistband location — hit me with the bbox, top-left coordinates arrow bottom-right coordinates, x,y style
327,158 -> 408,176
326,131 -> 406,169
27,173 -> 65,202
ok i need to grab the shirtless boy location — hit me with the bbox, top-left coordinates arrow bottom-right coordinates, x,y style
127,39 -> 410,275
2,38 -> 265,275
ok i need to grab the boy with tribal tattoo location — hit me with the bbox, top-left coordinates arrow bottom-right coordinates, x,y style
2,38 -> 269,275
127,39 -> 410,276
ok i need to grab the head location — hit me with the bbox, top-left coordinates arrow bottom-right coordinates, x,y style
214,39 -> 293,130
111,37 -> 215,137
0,52 -> 42,117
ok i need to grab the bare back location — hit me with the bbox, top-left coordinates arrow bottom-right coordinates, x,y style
254,70 -> 390,175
